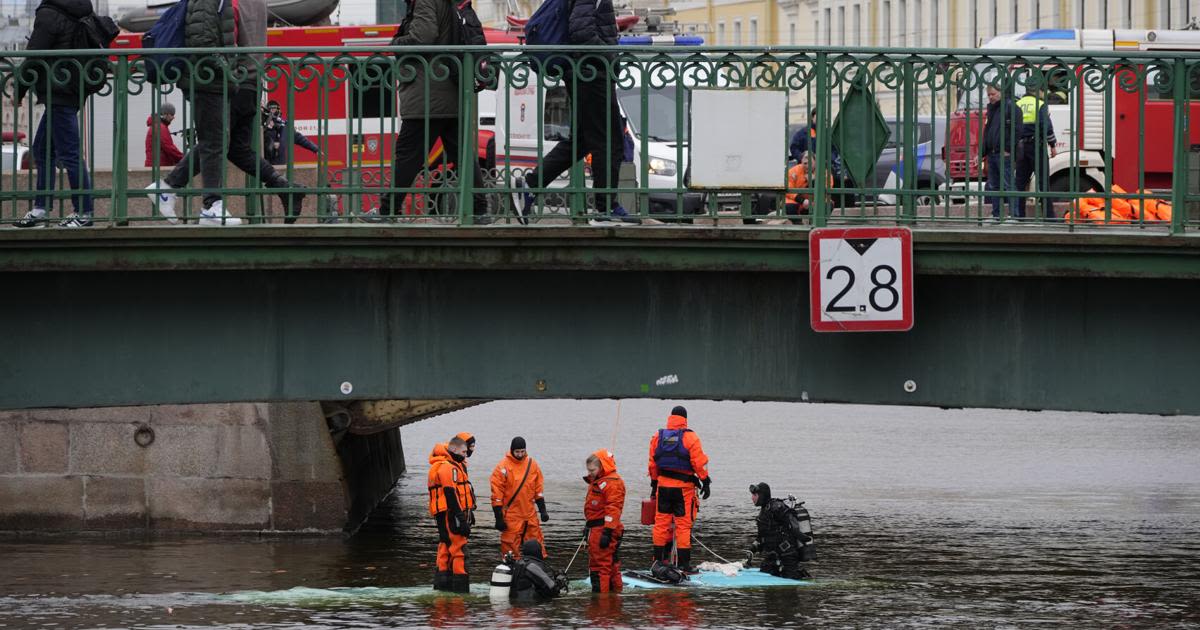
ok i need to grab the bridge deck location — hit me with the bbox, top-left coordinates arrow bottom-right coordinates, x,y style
2,225 -> 1198,278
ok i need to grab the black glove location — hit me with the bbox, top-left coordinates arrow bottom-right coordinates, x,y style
450,511 -> 470,536
599,528 -> 613,549
493,506 -> 506,531
554,573 -> 569,595
536,498 -> 550,523
650,479 -> 658,498
700,476 -> 712,500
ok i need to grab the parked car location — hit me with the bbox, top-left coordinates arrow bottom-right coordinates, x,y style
0,131 -> 30,173
870,116 -> 949,207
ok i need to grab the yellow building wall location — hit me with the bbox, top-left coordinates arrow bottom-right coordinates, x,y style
675,1 -> 778,46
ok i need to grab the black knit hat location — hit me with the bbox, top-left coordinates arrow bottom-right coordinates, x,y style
510,436 -> 526,452
671,405 -> 687,418
520,538 -> 543,560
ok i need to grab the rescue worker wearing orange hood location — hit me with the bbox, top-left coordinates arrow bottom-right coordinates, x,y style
428,436 -> 476,592
648,405 -> 712,572
584,449 -> 626,593
490,436 -> 550,558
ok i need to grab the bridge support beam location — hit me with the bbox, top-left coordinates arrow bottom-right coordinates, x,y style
0,402 -> 347,533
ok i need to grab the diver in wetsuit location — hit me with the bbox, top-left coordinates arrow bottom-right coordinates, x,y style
509,539 -> 568,602
749,482 -> 814,580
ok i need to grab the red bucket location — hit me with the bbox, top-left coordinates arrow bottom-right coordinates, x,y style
640,497 -> 656,525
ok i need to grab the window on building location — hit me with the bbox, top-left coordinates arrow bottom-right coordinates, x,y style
853,4 -> 862,46
789,22 -> 797,45
824,8 -> 832,45
734,19 -> 742,45
969,0 -> 977,46
718,21 -> 726,45
750,17 -> 758,45
1100,0 -> 1108,28
990,0 -> 998,36
931,0 -> 938,47
915,0 -> 923,47
1011,0 -> 1019,32
884,0 -> 892,46
898,0 -> 906,47
838,7 -> 845,45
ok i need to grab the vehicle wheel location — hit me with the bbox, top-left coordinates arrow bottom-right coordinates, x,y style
1048,172 -> 1101,193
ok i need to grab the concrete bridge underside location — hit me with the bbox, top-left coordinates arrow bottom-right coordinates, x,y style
2,226 -> 1198,415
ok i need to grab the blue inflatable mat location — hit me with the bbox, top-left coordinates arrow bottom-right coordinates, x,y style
620,568 -> 810,590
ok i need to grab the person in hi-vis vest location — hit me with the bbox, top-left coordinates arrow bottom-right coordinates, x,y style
1015,85 -> 1058,219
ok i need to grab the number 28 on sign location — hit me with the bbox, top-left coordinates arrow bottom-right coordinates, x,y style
809,227 -> 914,332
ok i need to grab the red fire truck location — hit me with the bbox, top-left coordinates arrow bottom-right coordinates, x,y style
112,24 -> 521,214
946,28 -> 1200,193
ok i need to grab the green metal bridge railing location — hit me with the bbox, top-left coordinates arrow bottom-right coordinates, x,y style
0,45 -> 1197,232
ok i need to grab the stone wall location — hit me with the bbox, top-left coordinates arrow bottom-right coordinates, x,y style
0,402 -> 348,533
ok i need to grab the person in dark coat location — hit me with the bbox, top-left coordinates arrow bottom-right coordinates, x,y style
514,0 -> 634,225
980,85 -> 1022,221
1015,86 -> 1058,219
144,0 -> 306,226
14,0 -> 99,228
262,100 -> 320,166
360,0 -> 490,223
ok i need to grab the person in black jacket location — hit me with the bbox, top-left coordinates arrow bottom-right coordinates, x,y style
514,0 -> 635,225
262,100 -> 320,166
509,539 -> 568,602
749,483 -> 813,580
979,85 -> 1022,221
14,0 -> 98,228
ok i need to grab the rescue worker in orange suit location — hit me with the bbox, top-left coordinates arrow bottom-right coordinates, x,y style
648,405 -> 712,572
455,431 -> 478,527
490,436 -> 550,559
584,449 -> 626,593
428,436 -> 475,593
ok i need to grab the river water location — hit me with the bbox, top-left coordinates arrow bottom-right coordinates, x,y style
2,399 -> 1199,628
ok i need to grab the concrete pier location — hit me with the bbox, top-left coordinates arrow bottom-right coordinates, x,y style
0,402 -> 395,533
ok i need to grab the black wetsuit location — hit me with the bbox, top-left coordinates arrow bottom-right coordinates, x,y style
755,498 -> 813,580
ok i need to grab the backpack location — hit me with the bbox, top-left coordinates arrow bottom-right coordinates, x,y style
392,0 -> 490,89
523,0 -> 571,73
141,0 -> 189,84
46,7 -> 118,95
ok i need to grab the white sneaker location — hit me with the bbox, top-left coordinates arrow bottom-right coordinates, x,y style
144,180 -> 179,225
14,207 -> 47,228
198,201 -> 242,226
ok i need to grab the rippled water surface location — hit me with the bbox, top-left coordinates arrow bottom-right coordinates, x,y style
2,400 -> 1199,628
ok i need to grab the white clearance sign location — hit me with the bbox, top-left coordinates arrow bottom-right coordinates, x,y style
809,227 -> 914,332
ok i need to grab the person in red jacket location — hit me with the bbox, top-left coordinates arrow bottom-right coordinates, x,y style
144,102 -> 184,168
648,405 -> 712,572
584,448 -> 625,593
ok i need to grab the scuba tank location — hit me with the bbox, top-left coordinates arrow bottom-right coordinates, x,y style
489,560 -> 513,600
786,495 -> 816,562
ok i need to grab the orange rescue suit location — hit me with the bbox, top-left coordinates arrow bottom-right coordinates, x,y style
648,414 -> 710,551
428,443 -> 473,576
584,449 -> 626,593
490,452 -> 546,558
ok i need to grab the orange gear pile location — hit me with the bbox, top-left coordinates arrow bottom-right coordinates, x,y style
1063,185 -> 1173,224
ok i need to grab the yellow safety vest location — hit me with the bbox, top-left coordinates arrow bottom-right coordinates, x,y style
1017,95 -> 1043,124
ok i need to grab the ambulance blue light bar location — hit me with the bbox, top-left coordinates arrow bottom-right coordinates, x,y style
619,35 -> 705,46
1020,29 -> 1076,40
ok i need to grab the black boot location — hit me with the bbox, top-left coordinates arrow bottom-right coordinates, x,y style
433,570 -> 452,591
280,188 -> 305,224
449,573 -> 470,593
653,545 -> 668,562
677,548 -> 694,573
590,571 -> 601,593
